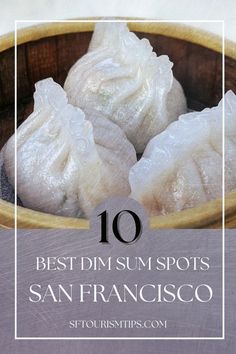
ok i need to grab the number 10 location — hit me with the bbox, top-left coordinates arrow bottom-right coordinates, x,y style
99,210 -> 142,244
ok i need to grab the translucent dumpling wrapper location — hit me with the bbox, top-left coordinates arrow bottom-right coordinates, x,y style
3,78 -> 137,217
64,22 -> 187,153
129,90 -> 236,215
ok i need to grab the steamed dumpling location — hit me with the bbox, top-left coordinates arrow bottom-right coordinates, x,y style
64,22 -> 187,153
129,91 -> 236,215
3,78 -> 137,217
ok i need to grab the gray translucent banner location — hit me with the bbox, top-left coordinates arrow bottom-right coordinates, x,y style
14,198 -> 223,339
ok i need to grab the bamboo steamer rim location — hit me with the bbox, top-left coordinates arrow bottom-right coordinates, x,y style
0,18 -> 234,58
1,189 -> 236,229
0,19 -> 235,229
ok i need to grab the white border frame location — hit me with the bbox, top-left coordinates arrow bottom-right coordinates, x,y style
14,19 -> 225,341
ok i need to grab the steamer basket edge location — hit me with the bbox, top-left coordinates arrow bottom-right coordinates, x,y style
0,20 -> 235,229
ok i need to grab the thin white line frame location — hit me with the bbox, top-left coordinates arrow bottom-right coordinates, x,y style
14,19 -> 225,341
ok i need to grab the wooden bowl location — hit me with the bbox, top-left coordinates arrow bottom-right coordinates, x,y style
0,20 -> 236,229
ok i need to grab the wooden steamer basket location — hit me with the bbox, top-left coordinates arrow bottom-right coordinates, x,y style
0,21 -> 236,229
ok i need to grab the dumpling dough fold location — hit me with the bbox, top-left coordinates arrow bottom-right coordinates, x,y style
64,22 -> 187,153
129,91 -> 236,215
4,78 -> 137,217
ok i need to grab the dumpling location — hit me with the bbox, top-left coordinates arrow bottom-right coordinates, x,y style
3,78 -> 137,217
129,91 -> 236,215
64,22 -> 187,153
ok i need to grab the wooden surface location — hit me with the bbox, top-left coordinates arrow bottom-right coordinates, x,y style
0,22 -> 235,228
